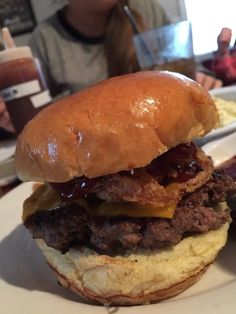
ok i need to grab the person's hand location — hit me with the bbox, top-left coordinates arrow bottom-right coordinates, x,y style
195,72 -> 222,91
212,27 -> 236,85
217,27 -> 232,56
0,98 -> 15,133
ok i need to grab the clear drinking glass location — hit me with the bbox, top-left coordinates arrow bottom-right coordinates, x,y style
133,20 -> 196,80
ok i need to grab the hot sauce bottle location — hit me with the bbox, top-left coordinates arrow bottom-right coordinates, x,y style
0,28 -> 52,135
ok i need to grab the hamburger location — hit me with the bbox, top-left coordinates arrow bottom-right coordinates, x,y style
14,71 -> 236,306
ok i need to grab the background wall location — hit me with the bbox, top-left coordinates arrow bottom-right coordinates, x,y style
14,0 -> 58,45
14,0 -> 184,45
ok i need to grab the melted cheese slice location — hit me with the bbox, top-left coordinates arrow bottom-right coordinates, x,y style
94,201 -> 176,218
22,184 -> 90,222
23,183 -> 177,221
23,184 -> 62,222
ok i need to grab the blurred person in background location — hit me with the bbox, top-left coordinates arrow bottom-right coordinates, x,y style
29,0 -> 222,96
29,0 -> 169,97
211,27 -> 236,86
0,0 -> 222,133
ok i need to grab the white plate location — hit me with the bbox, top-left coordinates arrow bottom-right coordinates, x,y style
0,139 -> 16,164
202,131 -> 236,166
195,86 -> 236,146
195,121 -> 236,146
210,85 -> 236,100
1,165 -> 236,312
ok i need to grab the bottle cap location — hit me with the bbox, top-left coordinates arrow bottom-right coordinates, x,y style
0,46 -> 33,63
0,27 -> 33,63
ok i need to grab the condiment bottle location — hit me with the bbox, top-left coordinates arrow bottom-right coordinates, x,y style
0,28 -> 52,135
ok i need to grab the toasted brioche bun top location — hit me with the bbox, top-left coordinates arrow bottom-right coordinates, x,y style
15,71 -> 218,182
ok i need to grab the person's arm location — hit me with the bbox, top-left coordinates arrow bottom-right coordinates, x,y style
0,98 -> 14,133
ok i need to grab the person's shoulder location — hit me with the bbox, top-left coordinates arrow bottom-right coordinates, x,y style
29,12 -> 64,57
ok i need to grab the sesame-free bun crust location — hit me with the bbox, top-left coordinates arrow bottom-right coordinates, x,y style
15,71 -> 218,182
36,223 -> 228,306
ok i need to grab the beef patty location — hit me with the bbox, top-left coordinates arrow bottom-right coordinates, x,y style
25,170 -> 235,255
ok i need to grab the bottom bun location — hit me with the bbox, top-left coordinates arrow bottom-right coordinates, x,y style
36,223 -> 229,306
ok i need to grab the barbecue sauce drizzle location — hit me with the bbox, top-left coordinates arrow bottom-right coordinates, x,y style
52,142 -> 202,201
